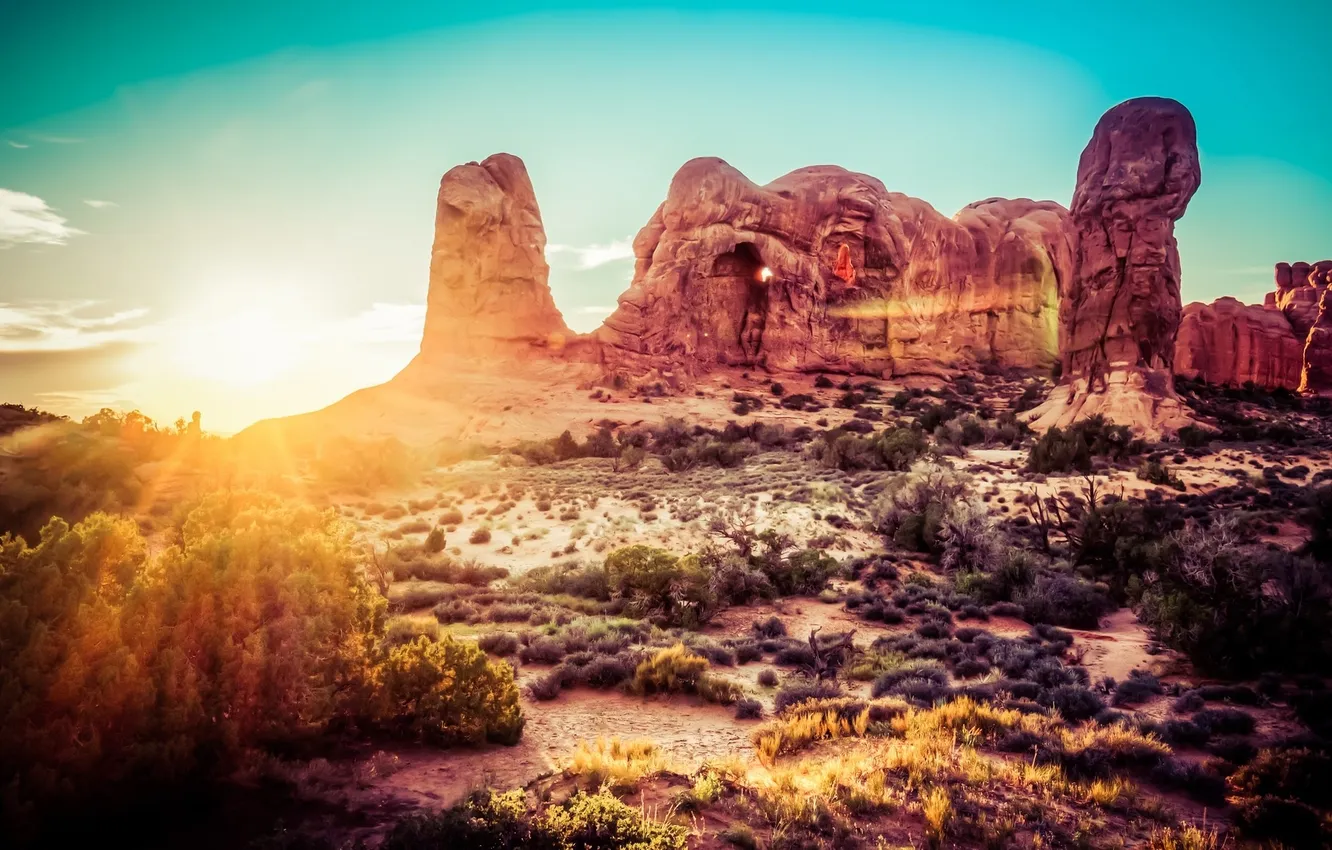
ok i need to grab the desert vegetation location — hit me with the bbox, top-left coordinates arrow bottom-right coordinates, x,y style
3,369 -> 1331,848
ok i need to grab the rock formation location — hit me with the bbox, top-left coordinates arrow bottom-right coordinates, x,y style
1175,297 -> 1304,390
412,153 -> 571,367
1271,260 -> 1332,393
1027,97 -> 1201,437
593,158 -> 1072,378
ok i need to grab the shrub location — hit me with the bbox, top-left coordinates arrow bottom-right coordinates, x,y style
478,632 -> 520,657
605,545 -> 715,628
697,673 -> 745,706
542,790 -> 687,850
870,462 -> 970,552
1138,519 -> 1332,677
517,562 -> 610,601
812,426 -> 926,472
871,665 -> 948,699
1019,575 -> 1111,629
1112,670 -> 1163,706
372,635 -> 525,745
1028,415 -> 1140,474
519,636 -> 567,665
774,680 -> 843,713
438,507 -> 465,525
757,669 -> 779,687
774,643 -> 817,667
752,616 -> 787,639
773,548 -> 839,596
423,528 -> 447,553
380,789 -> 536,849
0,496 -> 395,828
1192,707 -> 1255,736
937,500 -> 1006,573
735,698 -> 763,720
469,527 -> 492,545
1040,685 -> 1105,721
631,644 -> 709,695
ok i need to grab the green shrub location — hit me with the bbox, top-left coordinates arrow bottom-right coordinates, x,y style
381,788 -> 686,850
811,426 -> 926,472
424,528 -> 447,553
1137,520 -> 1332,676
605,545 -> 715,627
1027,415 -> 1141,474
1136,460 -> 1184,490
541,790 -> 687,850
773,549 -> 840,596
0,494 -> 388,829
869,462 -> 969,553
370,635 -> 524,745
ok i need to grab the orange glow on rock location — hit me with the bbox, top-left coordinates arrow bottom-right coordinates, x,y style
834,243 -> 856,285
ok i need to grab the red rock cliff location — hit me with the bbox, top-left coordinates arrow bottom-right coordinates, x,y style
594,159 -> 1071,378
1175,297 -> 1304,390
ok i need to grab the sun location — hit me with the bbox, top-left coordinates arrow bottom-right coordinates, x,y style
172,308 -> 301,386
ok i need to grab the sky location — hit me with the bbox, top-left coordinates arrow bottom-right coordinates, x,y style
2,1 -> 1330,433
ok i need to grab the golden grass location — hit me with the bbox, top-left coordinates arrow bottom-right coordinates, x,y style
921,785 -> 952,848
753,706 -> 872,766
567,738 -> 668,790
1146,823 -> 1231,850
1080,776 -> 1135,808
889,696 -> 1027,743
631,643 -> 708,695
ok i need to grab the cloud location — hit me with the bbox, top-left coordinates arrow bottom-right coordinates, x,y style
83,199 -> 117,209
29,134 -> 85,144
0,189 -> 84,246
0,301 -> 152,352
6,141 -> 29,149
547,238 -> 635,269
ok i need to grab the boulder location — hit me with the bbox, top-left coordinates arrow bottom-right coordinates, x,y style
413,153 -> 571,365
1026,97 -> 1201,437
594,158 -> 1071,378
1175,298 -> 1303,390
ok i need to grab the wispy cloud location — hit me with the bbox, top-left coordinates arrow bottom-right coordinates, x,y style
547,238 -> 635,269
6,141 -> 29,149
83,199 -> 117,209
29,134 -> 85,144
0,301 -> 152,352
0,189 -> 83,247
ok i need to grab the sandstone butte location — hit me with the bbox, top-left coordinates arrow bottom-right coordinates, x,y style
249,97 -> 1328,445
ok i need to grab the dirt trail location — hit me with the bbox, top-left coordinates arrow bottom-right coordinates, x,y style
1069,607 -> 1160,682
335,689 -> 751,815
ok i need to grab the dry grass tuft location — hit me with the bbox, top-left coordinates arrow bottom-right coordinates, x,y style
568,737 -> 668,790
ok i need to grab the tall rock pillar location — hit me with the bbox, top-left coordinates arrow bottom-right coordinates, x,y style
1027,97 -> 1201,437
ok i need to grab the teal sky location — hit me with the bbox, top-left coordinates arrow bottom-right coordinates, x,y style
2,1 -> 1330,432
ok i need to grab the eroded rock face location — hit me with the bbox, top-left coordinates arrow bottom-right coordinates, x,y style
1274,260 -> 1332,392
415,153 -> 571,364
1175,298 -> 1304,390
594,158 -> 1071,377
1027,97 -> 1201,436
